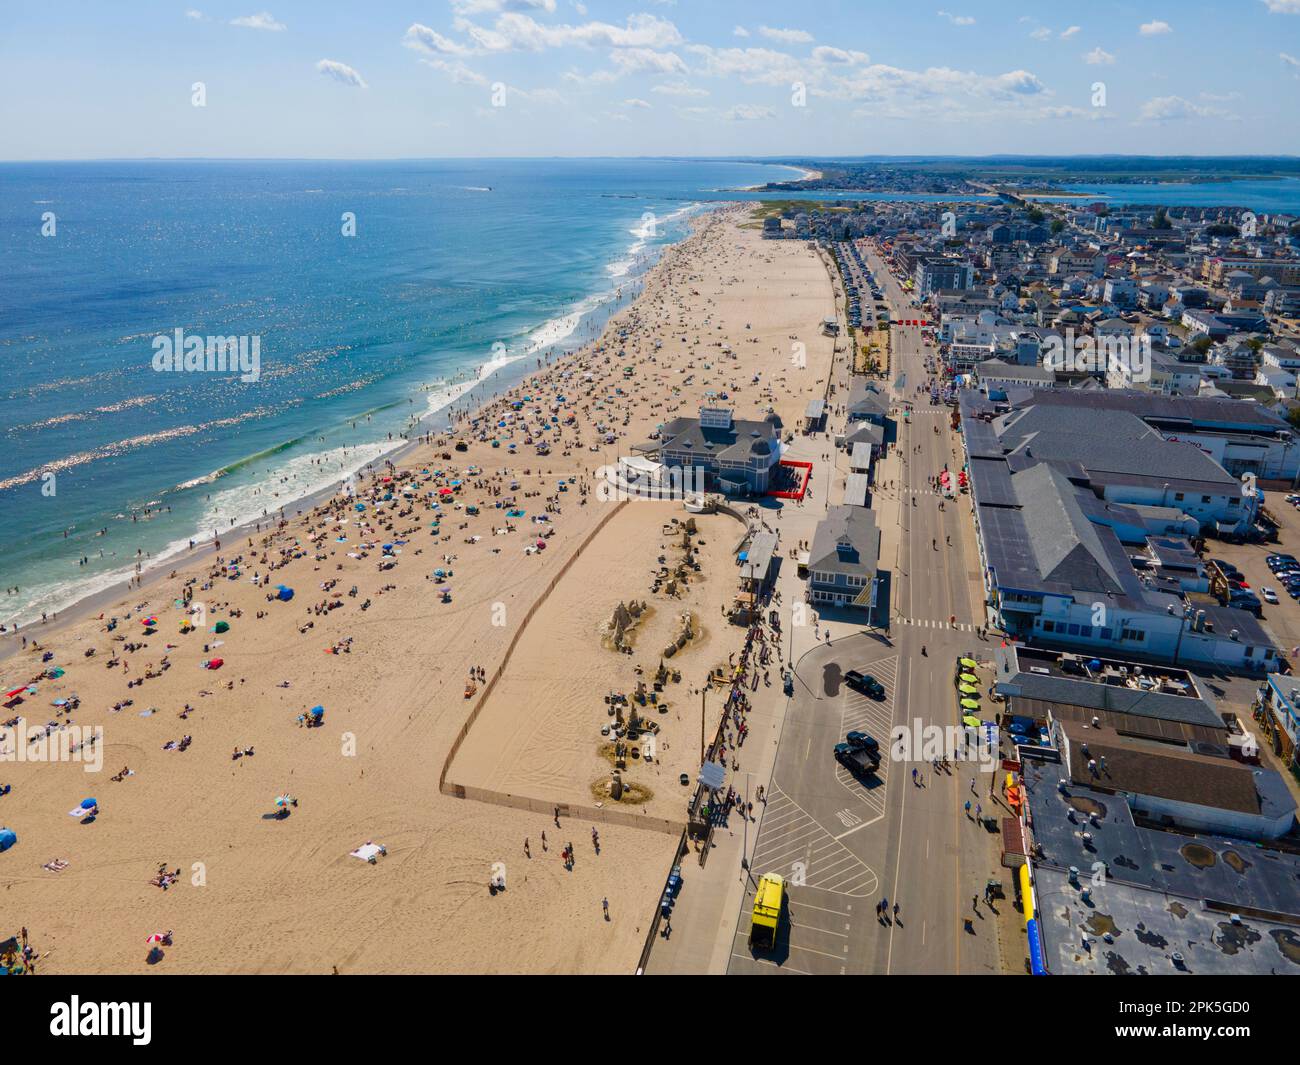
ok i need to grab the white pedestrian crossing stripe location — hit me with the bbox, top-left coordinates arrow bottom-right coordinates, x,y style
893,617 -> 976,631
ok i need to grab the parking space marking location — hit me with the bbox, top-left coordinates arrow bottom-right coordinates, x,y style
747,785 -> 880,898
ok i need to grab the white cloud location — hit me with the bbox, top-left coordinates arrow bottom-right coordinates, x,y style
1138,95 -> 1232,121
937,10 -> 976,26
1060,26 -> 1081,39
316,59 -> 367,88
230,11 -> 285,31
724,104 -> 777,120
1084,47 -> 1116,64
651,80 -> 708,97
457,12 -> 683,52
609,47 -> 688,75
1263,0 -> 1300,13
419,57 -> 489,86
623,97 -> 651,108
452,0 -> 557,13
1030,27 -> 1051,40
186,9 -> 206,20
404,23 -> 477,57
812,45 -> 869,65
758,26 -> 813,44
733,26 -> 749,38
1282,51 -> 1300,66
1139,20 -> 1173,35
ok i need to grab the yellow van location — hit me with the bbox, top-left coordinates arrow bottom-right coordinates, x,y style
749,873 -> 785,949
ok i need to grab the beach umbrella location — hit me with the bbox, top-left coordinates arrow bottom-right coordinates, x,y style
962,715 -> 982,729
213,620 -> 229,634
309,705 -> 324,719
959,672 -> 978,685
960,697 -> 980,710
0,828 -> 16,852
145,933 -> 168,945
80,798 -> 98,810
959,657 -> 977,669
958,683 -> 979,696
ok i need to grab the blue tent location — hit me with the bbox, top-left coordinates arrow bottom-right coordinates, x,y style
309,705 -> 324,719
80,797 -> 98,809
0,828 -> 15,852
277,586 -> 295,602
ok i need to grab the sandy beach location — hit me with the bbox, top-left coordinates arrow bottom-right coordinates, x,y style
0,206 -> 838,973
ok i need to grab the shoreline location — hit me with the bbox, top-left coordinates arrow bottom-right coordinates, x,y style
0,202 -> 840,974
0,208 -> 708,654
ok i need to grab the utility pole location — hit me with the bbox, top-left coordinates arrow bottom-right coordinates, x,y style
700,687 -> 706,765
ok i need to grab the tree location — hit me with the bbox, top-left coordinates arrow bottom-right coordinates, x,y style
1152,207 -> 1173,231
1050,219 -> 1065,235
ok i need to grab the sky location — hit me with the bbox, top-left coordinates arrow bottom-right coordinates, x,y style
2,0 -> 1299,160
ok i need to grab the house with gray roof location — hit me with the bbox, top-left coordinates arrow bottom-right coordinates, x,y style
652,406 -> 782,495
806,505 -> 881,614
846,378 -> 889,425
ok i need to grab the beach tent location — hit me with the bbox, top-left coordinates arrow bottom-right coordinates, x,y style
0,828 -> 16,852
213,620 -> 230,634
205,658 -> 224,670
276,586 -> 295,602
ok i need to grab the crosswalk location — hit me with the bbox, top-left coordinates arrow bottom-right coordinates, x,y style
747,785 -> 880,897
894,616 -> 979,632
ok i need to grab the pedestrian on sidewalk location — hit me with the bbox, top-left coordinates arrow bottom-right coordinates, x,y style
603,897 -> 610,921
964,800 -> 972,818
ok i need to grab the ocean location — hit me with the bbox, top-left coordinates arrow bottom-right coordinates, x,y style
0,158 -> 799,627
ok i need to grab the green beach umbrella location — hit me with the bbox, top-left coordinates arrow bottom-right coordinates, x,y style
962,715 -> 982,728
958,683 -> 979,696
959,657 -> 977,669
960,697 -> 980,710
959,672 -> 978,685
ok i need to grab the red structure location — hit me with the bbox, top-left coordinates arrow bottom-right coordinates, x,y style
768,459 -> 812,501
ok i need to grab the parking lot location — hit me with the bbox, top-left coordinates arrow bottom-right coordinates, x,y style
726,642 -> 896,975
1209,496 -> 1300,659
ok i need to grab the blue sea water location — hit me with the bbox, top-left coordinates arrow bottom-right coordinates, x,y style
0,158 -> 799,626
1028,177 -> 1300,212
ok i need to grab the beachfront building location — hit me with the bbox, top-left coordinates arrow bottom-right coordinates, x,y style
961,393 -> 1279,673
649,406 -> 782,496
846,378 -> 889,425
806,505 -> 881,613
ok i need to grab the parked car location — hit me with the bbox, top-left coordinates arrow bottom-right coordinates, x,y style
1263,588 -> 1280,604
844,670 -> 886,699
845,731 -> 881,756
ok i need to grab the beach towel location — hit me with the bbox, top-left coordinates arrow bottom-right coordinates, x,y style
42,858 -> 69,873
350,843 -> 385,863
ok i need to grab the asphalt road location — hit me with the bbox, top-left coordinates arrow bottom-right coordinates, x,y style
729,241 -> 1003,975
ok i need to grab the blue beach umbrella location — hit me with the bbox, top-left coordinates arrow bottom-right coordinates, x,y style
309,705 -> 324,719
80,798 -> 98,810
0,828 -> 16,852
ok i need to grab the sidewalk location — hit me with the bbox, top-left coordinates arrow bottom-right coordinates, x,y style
644,431 -> 836,974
